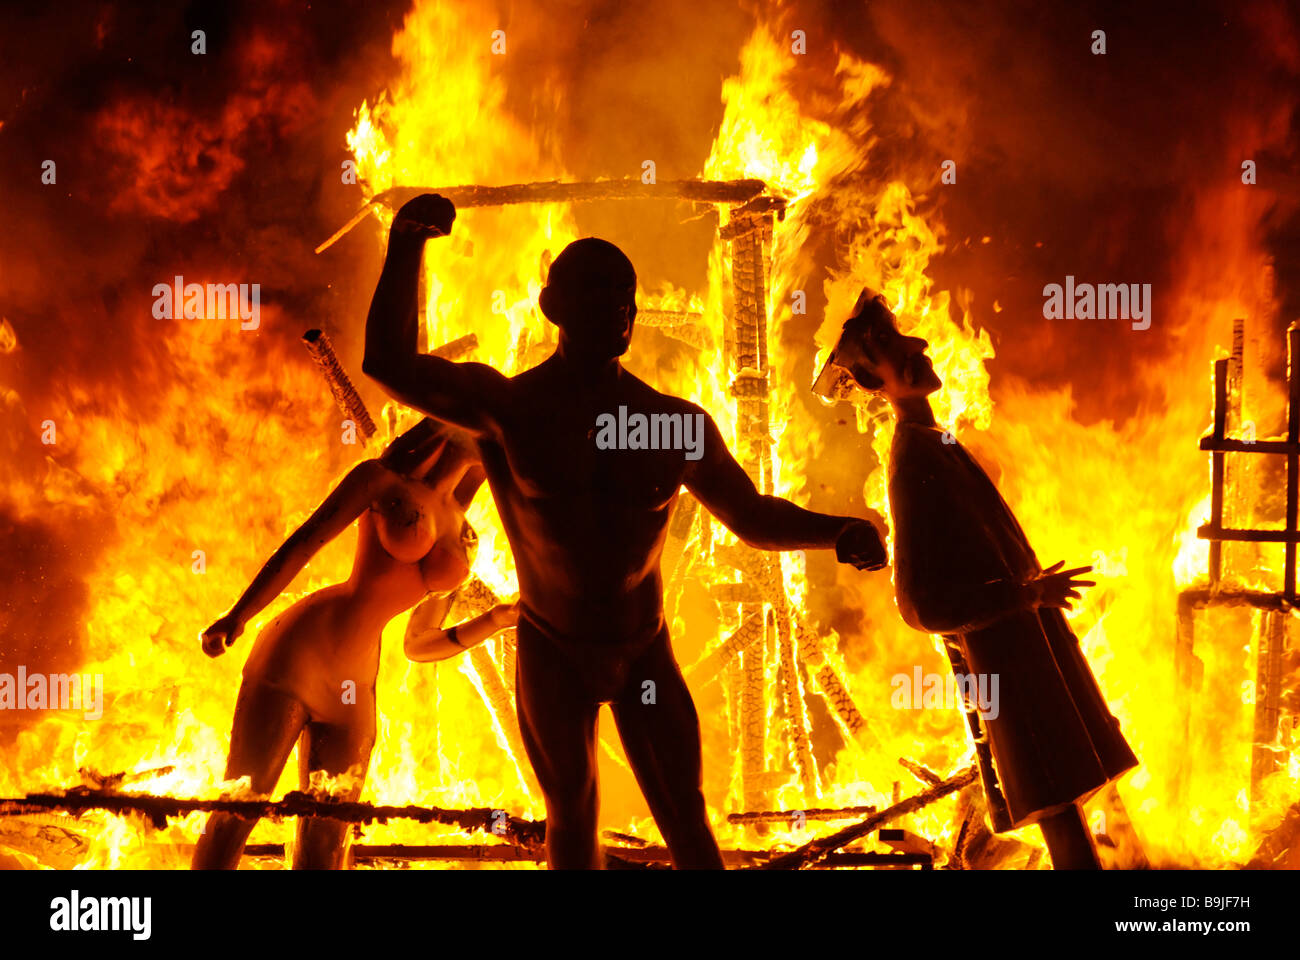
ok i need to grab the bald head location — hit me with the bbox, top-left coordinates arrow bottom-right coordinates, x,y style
545,238 -> 635,293
539,238 -> 638,361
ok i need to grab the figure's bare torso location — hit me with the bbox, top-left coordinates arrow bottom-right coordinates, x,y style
479,359 -> 696,646
241,465 -> 472,721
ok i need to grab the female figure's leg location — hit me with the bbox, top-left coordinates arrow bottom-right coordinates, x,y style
292,708 -> 376,870
192,682 -> 309,869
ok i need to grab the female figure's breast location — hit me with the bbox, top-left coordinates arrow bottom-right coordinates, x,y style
419,520 -> 475,594
370,484 -> 438,564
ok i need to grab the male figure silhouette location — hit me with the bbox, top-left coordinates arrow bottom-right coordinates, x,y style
363,195 -> 887,868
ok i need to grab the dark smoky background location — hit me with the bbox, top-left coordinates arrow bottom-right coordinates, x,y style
1,0 -> 1297,742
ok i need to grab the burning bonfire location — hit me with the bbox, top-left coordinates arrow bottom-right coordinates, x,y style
1,1 -> 1298,871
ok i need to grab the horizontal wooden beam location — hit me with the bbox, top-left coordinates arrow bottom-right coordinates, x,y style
1177,587 -> 1294,611
1197,525 -> 1300,544
317,179 -> 783,252
1199,436 -> 1300,454
373,178 -> 774,210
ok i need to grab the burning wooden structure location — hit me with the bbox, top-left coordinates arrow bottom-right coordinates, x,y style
1181,319 -> 1299,811
5,2 -> 1298,874
0,177 -> 946,869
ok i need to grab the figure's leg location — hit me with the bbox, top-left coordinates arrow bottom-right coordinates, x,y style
610,631 -> 724,870
293,711 -> 376,870
1039,802 -> 1102,869
192,683 -> 308,869
515,622 -> 602,869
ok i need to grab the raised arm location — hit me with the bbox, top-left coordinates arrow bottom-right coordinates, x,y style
685,410 -> 886,567
200,460 -> 386,657
361,193 -> 509,438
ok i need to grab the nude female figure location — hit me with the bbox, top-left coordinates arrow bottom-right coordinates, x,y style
192,419 -> 517,869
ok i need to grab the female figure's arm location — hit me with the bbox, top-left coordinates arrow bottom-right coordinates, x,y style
200,460 -> 388,657
404,598 -> 519,662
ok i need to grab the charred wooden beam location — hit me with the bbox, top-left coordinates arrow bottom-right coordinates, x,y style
1287,322 -> 1300,599
1177,587 -> 1295,611
759,765 -> 978,870
779,621 -> 820,799
727,802 -> 878,825
374,179 -> 772,210
899,758 -> 942,786
450,578 -> 541,802
795,618 -> 876,748
302,328 -> 378,438
636,308 -> 710,350
0,790 -> 544,847
431,332 -> 478,361
1250,610 -> 1288,803
1199,437 -> 1300,454
454,578 -> 627,780
683,611 -> 764,684
941,635 -> 1011,831
602,829 -> 652,848
467,641 -> 542,803
740,604 -> 769,821
1195,525 -> 1300,544
316,179 -> 778,252
637,308 -> 704,326
78,766 -> 175,791
1208,358 -> 1228,584
212,842 -> 924,869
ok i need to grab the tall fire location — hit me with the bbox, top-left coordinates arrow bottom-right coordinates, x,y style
1,0 -> 1298,880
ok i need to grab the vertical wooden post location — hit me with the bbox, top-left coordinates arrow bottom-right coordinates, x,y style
1172,594 -> 1204,811
727,209 -> 777,817
1209,359 -> 1228,586
416,259 -> 429,354
1225,320 -> 1246,569
1286,324 -> 1300,600
1251,611 -> 1287,806
777,609 -> 820,798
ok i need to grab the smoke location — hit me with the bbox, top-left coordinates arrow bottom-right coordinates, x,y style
0,0 -> 404,739
858,0 -> 1300,422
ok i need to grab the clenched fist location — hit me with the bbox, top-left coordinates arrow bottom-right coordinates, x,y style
201,613 -> 244,658
392,193 -> 456,240
835,519 -> 888,572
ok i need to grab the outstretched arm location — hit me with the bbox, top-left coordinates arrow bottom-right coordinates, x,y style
403,597 -> 519,662
200,460 -> 386,656
685,411 -> 886,566
361,194 -> 509,438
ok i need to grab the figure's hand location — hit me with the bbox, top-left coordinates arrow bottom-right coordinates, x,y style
392,193 -> 456,240
1026,562 -> 1095,611
835,520 -> 888,571
201,614 -> 244,658
490,602 -> 520,630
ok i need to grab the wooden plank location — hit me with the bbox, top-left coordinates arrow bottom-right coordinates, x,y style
1197,524 -> 1300,543
1286,324 -> 1299,598
1209,360 -> 1228,584
373,178 -> 773,211
1198,437 -> 1300,454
